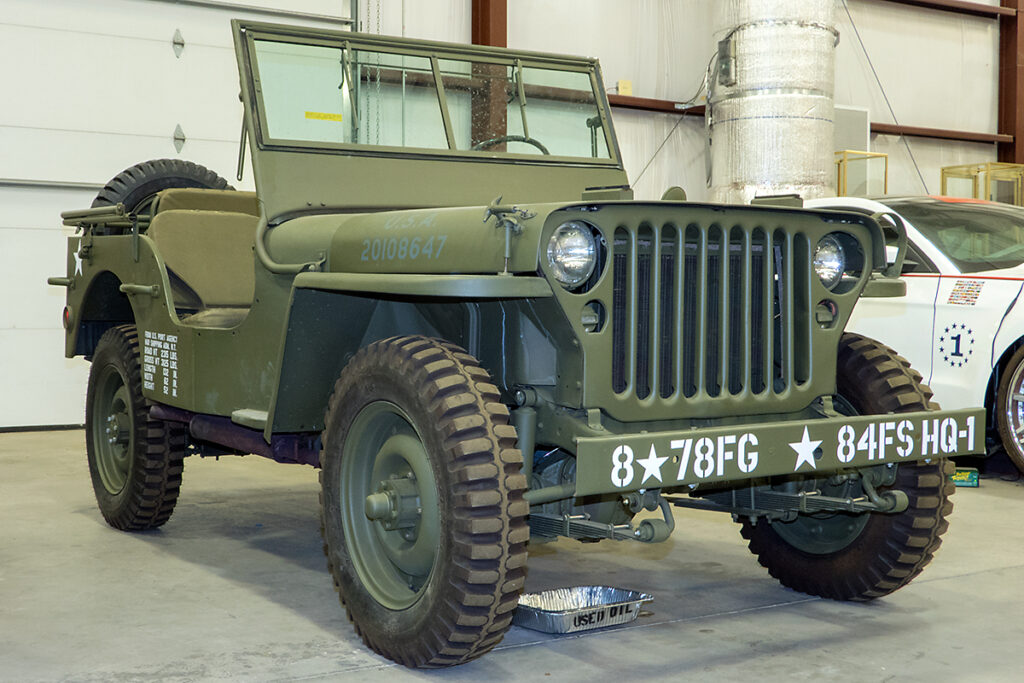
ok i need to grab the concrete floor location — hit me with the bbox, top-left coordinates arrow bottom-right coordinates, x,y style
2,430 -> 1022,682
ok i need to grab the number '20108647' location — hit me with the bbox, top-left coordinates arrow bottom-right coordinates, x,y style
360,235 -> 447,262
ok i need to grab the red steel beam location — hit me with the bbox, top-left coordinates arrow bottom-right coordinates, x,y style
607,94 -> 704,116
471,0 -> 506,47
871,122 -> 1012,144
605,96 -> 1011,146
999,1 -> 1024,161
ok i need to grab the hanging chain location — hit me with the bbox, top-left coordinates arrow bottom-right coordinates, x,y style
374,0 -> 381,144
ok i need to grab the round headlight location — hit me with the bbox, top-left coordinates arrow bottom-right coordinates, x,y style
814,235 -> 846,290
547,221 -> 597,288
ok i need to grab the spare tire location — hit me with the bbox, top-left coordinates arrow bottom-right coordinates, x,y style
92,158 -> 233,217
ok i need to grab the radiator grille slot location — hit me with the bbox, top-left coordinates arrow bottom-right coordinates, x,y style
610,223 -> 810,402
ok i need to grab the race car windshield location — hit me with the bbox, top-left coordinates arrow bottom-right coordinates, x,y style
888,200 -> 1024,273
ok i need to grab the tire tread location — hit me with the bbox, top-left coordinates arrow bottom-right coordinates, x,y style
740,333 -> 954,601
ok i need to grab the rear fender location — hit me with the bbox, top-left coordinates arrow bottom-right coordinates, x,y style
73,271 -> 134,357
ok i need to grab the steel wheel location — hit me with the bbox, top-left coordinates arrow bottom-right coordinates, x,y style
768,394 -> 870,555
996,344 -> 1024,473
320,336 -> 528,668
85,325 -> 186,530
91,366 -> 135,494
340,401 -> 440,609
740,334 -> 954,600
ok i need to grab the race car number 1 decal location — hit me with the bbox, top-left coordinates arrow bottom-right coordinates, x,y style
938,322 -> 974,369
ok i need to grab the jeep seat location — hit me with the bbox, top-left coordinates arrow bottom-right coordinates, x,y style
152,188 -> 260,217
146,209 -> 257,309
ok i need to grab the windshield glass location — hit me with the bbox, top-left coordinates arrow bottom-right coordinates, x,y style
888,199 -> 1024,273
250,38 -> 613,161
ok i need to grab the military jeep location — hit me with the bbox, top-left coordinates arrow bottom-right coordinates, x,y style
51,21 -> 983,668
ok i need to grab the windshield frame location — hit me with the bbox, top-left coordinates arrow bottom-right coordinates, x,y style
240,26 -> 623,169
886,198 -> 1024,274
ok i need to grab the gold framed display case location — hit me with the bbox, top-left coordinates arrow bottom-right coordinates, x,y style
836,150 -> 888,197
940,162 -> 1024,205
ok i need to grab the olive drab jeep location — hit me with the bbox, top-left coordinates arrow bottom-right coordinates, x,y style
51,20 -> 984,668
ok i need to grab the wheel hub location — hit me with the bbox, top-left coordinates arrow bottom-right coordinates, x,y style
104,412 -> 130,448
365,474 -> 422,537
92,368 -> 134,494
340,402 -> 440,609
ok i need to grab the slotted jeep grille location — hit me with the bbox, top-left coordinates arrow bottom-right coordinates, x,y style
609,223 -> 812,407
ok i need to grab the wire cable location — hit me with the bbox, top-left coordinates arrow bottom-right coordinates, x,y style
633,52 -> 716,186
633,116 -> 687,186
840,0 -> 929,194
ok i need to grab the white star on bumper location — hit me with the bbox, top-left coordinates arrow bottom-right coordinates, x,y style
636,445 -> 669,484
790,427 -> 822,471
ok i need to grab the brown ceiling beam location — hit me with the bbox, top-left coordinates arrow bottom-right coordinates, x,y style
876,0 -> 1015,18
871,122 -> 1013,144
471,0 -> 507,47
606,95 -> 1011,145
608,94 -> 704,116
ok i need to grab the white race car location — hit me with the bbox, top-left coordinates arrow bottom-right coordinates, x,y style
806,196 -> 1024,472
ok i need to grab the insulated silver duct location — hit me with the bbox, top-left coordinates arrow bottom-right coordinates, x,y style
707,0 -> 838,204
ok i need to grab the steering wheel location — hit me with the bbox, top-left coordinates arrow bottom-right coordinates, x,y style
472,135 -> 550,155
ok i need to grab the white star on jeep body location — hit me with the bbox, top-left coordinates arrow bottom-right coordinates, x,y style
636,445 -> 668,484
790,427 -> 822,471
72,239 -> 84,276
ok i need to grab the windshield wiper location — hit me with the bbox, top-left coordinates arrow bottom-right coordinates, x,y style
514,59 -> 529,138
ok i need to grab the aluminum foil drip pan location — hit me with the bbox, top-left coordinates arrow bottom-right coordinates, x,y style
513,586 -> 653,634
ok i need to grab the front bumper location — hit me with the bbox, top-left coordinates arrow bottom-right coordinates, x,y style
574,408 -> 985,497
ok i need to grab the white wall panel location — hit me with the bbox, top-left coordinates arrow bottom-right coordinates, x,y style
0,0 -> 348,427
835,2 -> 999,134
1,128 -> 254,195
509,0 -> 714,201
0,0 -> 338,186
0,186 -> 96,427
352,0 -> 470,43
0,329 -> 90,427
869,135 -> 997,196
833,1 -> 1000,195
0,228 -> 74,331
509,0 -> 1001,203
613,112 -> 708,201
509,0 -> 715,102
